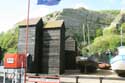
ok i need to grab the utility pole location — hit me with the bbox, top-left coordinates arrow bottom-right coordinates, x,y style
82,24 -> 86,45
120,26 -> 123,46
87,23 -> 90,45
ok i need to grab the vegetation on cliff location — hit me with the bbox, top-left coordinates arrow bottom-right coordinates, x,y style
0,26 -> 18,53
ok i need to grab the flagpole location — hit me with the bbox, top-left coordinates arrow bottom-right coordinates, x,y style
24,0 -> 30,83
26,0 -> 30,54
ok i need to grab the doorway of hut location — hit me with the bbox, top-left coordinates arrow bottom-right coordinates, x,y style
65,51 -> 77,70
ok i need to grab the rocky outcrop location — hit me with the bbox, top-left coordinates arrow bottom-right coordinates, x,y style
43,8 -> 115,37
110,11 -> 125,28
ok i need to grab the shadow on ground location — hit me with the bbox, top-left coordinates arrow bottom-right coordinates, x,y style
63,69 -> 115,76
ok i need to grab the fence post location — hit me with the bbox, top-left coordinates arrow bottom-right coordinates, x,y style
35,73 -> 39,83
99,77 -> 103,83
76,76 -> 79,83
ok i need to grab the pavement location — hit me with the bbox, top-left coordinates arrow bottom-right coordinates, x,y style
60,69 -> 125,83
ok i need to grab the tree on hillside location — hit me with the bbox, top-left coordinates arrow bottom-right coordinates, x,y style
96,28 -> 103,37
0,26 -> 18,53
88,35 -> 120,53
121,23 -> 125,33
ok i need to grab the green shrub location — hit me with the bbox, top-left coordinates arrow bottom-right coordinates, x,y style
89,35 -> 120,53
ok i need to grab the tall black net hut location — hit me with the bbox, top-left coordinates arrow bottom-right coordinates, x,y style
42,20 -> 65,74
18,18 -> 43,73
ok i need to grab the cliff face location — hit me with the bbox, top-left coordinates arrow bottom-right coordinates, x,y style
43,8 -> 115,37
109,12 -> 125,28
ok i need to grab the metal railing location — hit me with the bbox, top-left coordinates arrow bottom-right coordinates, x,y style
60,75 -> 125,83
1,70 -> 125,83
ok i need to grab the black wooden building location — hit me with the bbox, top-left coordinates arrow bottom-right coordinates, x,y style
18,18 -> 43,73
42,20 -> 65,74
65,36 -> 77,69
16,16 -> 84,75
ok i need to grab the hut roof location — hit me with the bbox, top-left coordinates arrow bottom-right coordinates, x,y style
17,17 -> 42,26
44,20 -> 64,29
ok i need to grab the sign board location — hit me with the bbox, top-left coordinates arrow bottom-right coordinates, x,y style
7,58 -> 14,63
4,53 -> 26,68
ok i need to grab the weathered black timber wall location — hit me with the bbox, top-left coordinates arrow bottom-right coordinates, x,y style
65,37 -> 76,51
42,20 -> 65,74
18,18 -> 43,73
65,37 -> 77,69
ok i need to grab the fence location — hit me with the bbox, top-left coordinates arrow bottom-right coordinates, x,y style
26,74 -> 125,83
60,75 -> 125,83
27,75 -> 60,83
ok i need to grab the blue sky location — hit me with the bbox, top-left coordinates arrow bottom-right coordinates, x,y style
0,0 -> 125,33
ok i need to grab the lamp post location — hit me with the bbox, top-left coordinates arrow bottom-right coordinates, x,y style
120,26 -> 123,46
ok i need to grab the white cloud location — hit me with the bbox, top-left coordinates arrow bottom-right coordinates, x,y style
0,7 -> 50,33
74,3 -> 90,9
108,0 -> 115,3
0,25 -> 14,32
121,0 -> 125,4
121,0 -> 125,10
0,15 -> 18,33
103,0 -> 116,3
101,0 -> 117,5
30,7 -> 50,18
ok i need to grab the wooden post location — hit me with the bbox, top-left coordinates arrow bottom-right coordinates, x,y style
76,76 -> 79,83
99,77 -> 103,83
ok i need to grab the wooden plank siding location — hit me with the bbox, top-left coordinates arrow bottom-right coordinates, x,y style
18,19 -> 65,75
18,18 -> 43,73
65,37 -> 77,69
65,37 -> 77,51
41,20 -> 65,75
